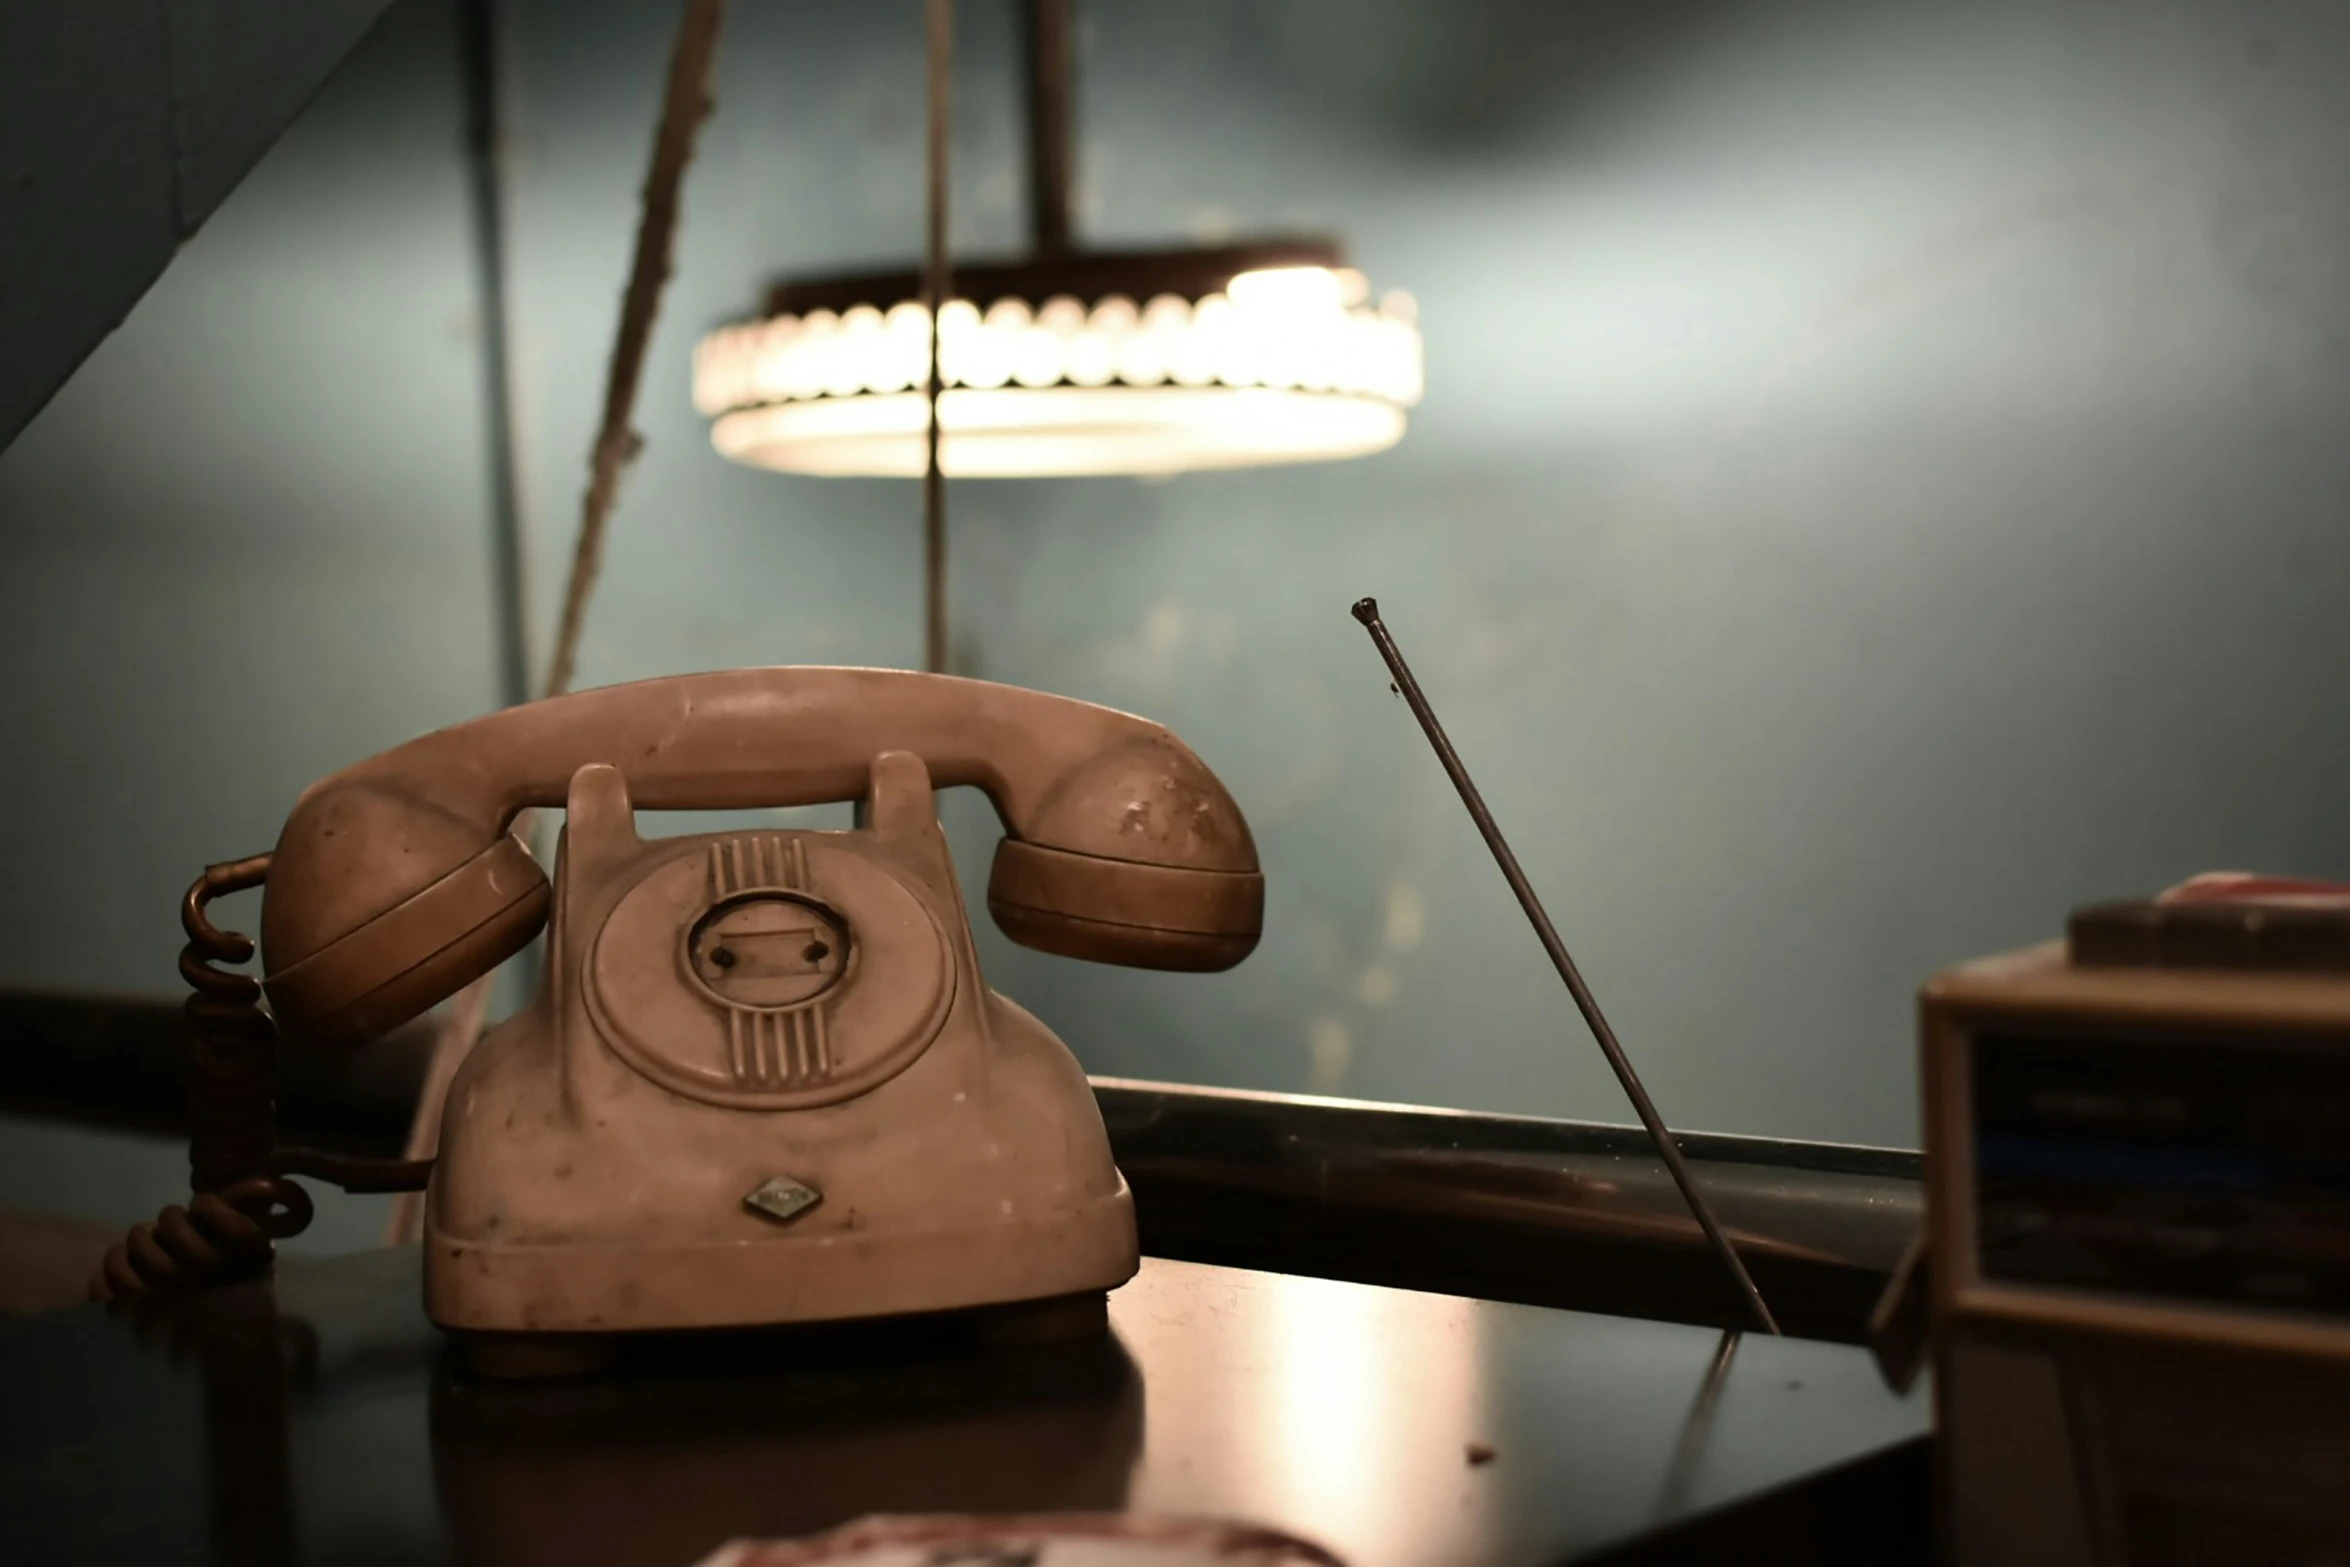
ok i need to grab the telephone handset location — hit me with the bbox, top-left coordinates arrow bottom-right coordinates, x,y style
175,667 -> 1264,1339
262,666 -> 1262,1050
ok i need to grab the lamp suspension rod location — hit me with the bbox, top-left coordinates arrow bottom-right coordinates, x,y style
1023,0 -> 1074,255
922,0 -> 952,673
1349,596 -> 1781,1336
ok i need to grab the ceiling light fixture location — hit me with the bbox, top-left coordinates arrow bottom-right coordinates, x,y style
693,0 -> 1423,480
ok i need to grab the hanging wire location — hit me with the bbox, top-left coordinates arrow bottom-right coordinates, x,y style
923,0 -> 953,673
544,0 -> 729,701
387,0 -> 730,1244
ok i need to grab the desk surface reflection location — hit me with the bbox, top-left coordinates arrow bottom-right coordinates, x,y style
0,1247 -> 1924,1566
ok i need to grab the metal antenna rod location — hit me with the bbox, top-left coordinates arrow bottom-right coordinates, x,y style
1658,1330 -> 1742,1518
1350,597 -> 1780,1336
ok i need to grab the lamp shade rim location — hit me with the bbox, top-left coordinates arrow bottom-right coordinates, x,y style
711,385 -> 1408,479
761,236 -> 1347,318
699,246 -> 1422,480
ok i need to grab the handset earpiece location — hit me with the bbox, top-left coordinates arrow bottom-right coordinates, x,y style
984,736 -> 1264,972
988,838 -> 1262,970
262,783 -> 549,1049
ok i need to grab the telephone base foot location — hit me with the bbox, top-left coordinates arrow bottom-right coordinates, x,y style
426,1183 -> 1138,1335
964,1287 -> 1109,1347
442,1287 -> 1112,1382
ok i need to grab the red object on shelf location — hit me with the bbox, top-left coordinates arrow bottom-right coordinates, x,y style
2157,872 -> 2350,909
698,1515 -> 1347,1567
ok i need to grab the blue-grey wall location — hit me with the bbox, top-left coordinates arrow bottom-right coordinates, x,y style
0,0 -> 398,448
0,0 -> 500,1247
502,0 -> 2350,1148
6,0 -> 2350,1243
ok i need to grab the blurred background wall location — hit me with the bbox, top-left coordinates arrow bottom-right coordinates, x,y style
5,0 -> 2348,1248
0,0 -> 501,1244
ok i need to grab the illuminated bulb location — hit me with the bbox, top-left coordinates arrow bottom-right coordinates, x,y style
1170,294 -> 1228,388
828,305 -> 884,397
875,301 -> 926,393
1036,294 -> 1088,335
1011,298 -> 1070,389
1228,265 -> 1347,313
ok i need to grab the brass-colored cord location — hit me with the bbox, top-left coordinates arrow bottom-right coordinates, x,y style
94,1178 -> 314,1303
96,862 -> 436,1301
95,861 -> 307,1301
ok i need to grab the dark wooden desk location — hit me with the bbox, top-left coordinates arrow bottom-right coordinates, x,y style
0,1246 -> 1927,1567
0,987 -> 1924,1339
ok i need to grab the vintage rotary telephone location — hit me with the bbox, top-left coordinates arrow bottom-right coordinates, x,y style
99,668 -> 1262,1340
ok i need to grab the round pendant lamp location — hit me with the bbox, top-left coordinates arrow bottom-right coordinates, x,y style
693,1 -> 1422,480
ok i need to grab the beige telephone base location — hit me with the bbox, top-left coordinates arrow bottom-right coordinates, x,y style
425,751 -> 1137,1339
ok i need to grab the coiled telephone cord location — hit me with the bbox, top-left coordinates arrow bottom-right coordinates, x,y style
96,0 -> 727,1301
92,858 -> 428,1302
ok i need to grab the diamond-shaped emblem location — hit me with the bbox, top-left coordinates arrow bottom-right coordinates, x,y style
743,1175 -> 822,1224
